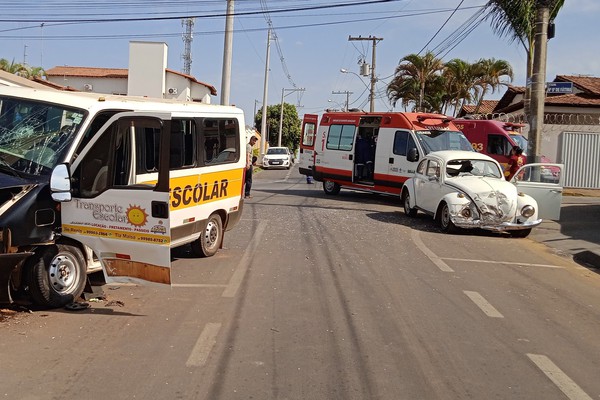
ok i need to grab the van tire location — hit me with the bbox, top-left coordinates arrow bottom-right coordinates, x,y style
437,202 -> 458,233
26,244 -> 87,308
402,191 -> 418,217
191,212 -> 223,258
323,180 -> 341,195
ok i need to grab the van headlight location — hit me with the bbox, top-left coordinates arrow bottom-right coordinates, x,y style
521,205 -> 535,218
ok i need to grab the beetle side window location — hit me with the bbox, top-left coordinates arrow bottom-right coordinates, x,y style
416,159 -> 427,175
426,160 -> 440,178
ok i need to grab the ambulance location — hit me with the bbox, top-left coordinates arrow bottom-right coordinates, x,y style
0,86 -> 247,307
299,111 -> 474,196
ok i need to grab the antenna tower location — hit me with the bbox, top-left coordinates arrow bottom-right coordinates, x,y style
182,18 -> 195,75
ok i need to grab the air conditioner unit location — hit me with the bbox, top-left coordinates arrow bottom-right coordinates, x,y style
83,83 -> 93,91
168,88 -> 178,95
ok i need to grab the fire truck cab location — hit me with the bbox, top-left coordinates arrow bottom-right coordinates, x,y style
299,111 -> 473,196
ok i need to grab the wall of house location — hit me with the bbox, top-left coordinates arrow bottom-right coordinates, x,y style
47,76 -> 128,95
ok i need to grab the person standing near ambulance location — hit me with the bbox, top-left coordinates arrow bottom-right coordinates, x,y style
506,146 -> 524,181
245,136 -> 258,198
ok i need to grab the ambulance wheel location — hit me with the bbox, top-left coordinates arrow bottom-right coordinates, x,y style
26,244 -> 87,308
511,228 -> 532,238
323,180 -> 341,195
402,190 -> 417,217
437,202 -> 457,233
192,212 -> 223,257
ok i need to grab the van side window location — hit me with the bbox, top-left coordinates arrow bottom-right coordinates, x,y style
202,118 -> 240,165
170,119 -> 195,169
327,124 -> 355,151
487,134 -> 509,155
74,110 -> 125,161
393,130 -> 417,156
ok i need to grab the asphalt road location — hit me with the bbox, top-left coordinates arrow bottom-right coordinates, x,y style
2,165 -> 600,400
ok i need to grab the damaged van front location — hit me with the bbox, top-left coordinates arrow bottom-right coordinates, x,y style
0,91 -> 88,306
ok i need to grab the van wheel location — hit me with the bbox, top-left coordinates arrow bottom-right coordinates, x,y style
511,228 -> 532,238
437,202 -> 457,233
191,212 -> 223,257
26,244 -> 87,308
323,180 -> 341,195
402,191 -> 417,217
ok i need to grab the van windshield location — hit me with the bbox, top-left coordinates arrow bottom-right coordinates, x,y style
0,96 -> 85,176
509,134 -> 529,155
415,130 -> 474,154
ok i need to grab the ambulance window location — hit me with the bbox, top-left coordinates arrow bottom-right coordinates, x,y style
302,122 -> 315,146
202,118 -> 240,165
393,130 -> 417,156
327,124 -> 355,151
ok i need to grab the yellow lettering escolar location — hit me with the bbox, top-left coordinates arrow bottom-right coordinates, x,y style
171,179 -> 229,208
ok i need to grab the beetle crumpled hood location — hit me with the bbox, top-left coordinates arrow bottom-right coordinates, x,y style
449,177 -> 518,222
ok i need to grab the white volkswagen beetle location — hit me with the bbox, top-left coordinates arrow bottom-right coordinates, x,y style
401,150 -> 563,238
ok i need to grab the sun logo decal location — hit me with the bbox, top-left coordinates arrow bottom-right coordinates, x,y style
126,205 -> 149,227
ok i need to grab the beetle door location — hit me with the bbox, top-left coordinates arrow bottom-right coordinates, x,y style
512,163 -> 564,220
58,113 -> 172,284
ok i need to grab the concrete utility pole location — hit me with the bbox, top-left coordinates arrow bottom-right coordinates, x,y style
220,0 -> 234,105
529,1 -> 550,163
278,88 -> 305,147
181,18 -> 194,75
348,35 -> 383,112
260,29 -> 272,159
331,90 -> 353,111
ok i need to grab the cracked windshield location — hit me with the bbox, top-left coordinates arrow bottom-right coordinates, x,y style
0,96 -> 84,175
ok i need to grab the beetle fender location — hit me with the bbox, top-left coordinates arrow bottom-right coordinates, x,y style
434,192 -> 472,220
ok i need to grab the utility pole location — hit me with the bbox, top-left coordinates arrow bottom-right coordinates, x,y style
348,35 -> 383,112
278,87 -> 305,147
529,1 -> 550,163
331,90 -> 353,111
260,29 -> 272,159
181,18 -> 194,75
220,0 -> 234,105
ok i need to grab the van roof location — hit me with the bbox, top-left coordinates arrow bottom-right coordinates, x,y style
0,86 -> 243,116
321,111 -> 457,131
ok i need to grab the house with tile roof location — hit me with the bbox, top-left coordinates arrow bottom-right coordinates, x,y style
43,41 -> 216,103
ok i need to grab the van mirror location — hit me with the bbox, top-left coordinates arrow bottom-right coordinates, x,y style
407,148 -> 419,162
50,163 -> 72,202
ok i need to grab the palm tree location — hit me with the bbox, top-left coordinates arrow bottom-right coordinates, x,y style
443,59 -> 480,116
483,0 -> 564,115
0,58 -> 28,76
390,51 -> 445,112
473,58 -> 513,114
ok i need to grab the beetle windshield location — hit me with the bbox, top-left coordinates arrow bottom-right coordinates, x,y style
0,96 -> 85,176
446,158 -> 503,179
415,130 -> 474,154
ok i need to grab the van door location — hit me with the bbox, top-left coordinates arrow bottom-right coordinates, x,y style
513,163 -> 564,220
299,114 -> 318,176
59,113 -> 172,284
384,129 -> 419,189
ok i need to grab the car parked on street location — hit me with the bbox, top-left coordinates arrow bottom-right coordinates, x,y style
400,150 -> 563,237
262,147 -> 292,169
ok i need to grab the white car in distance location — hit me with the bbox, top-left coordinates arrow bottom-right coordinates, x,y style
401,150 -> 563,237
262,147 -> 293,170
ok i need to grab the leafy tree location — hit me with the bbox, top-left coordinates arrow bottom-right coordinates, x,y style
254,102 -> 301,151
389,51 -> 445,112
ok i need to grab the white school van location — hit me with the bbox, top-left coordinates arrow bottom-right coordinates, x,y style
0,86 -> 246,307
299,111 -> 474,196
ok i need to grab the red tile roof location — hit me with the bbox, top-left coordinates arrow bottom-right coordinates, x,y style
460,100 -> 499,115
556,75 -> 600,95
46,66 -> 128,78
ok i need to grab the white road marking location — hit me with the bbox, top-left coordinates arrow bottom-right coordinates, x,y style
442,257 -> 564,269
171,284 -> 227,288
222,220 -> 267,298
463,291 -> 504,318
527,354 -> 593,400
186,322 -> 222,367
410,230 -> 454,272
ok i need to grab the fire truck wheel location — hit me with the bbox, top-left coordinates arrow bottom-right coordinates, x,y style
323,180 -> 341,195
26,244 -> 87,308
437,202 -> 458,234
191,212 -> 223,257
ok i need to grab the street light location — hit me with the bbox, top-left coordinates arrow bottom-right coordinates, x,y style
340,68 -> 372,110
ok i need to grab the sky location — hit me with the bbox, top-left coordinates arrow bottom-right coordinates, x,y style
1,0 -> 599,127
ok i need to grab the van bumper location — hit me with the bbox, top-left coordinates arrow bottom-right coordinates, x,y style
0,252 -> 33,304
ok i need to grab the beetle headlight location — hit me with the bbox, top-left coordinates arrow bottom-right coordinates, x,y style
460,207 -> 472,218
521,205 -> 535,218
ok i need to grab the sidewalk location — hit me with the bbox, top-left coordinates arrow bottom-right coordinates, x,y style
530,188 -> 600,270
